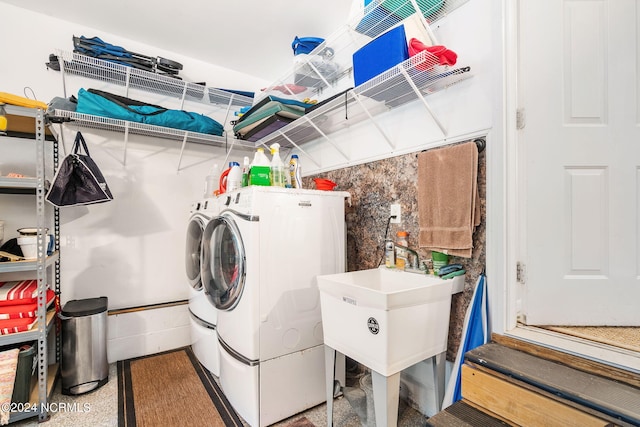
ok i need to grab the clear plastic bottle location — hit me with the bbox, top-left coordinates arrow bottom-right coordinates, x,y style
395,230 -> 409,270
384,238 -> 395,268
289,154 -> 302,189
241,156 -> 250,187
203,163 -> 220,198
250,148 -> 271,186
270,143 -> 286,187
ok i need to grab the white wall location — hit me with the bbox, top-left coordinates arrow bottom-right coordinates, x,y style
107,304 -> 191,363
0,3 -> 268,361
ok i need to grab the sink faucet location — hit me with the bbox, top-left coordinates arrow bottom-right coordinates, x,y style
394,244 -> 421,271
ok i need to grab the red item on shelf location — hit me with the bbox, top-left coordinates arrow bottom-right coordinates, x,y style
0,317 -> 37,335
408,38 -> 458,70
0,280 -> 52,306
0,290 -> 55,320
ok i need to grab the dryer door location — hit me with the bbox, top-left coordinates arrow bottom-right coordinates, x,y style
185,214 -> 206,291
201,214 -> 246,311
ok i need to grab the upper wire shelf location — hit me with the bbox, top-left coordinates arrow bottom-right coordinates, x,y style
259,0 -> 470,104
56,50 -> 255,108
258,49 -> 472,150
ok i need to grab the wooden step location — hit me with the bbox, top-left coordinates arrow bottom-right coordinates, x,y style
462,364 -> 612,426
426,400 -> 510,427
492,333 -> 640,389
463,342 -> 640,426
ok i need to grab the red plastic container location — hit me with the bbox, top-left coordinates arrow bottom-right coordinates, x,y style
313,178 -> 337,191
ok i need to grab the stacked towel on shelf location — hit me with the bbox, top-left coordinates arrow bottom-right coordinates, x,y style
232,95 -> 309,141
417,141 -> 480,258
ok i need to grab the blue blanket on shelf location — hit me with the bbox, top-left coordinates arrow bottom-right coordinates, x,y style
76,88 -> 224,136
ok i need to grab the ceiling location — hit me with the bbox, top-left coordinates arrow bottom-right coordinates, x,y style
2,0 -> 354,82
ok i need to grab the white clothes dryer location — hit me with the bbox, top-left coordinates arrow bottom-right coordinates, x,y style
185,197 -> 222,376
201,187 -> 349,427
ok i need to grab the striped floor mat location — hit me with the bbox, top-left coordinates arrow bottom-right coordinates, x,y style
118,347 -> 243,427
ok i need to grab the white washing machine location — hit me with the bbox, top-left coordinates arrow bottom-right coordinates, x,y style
201,186 -> 349,427
185,197 -> 222,376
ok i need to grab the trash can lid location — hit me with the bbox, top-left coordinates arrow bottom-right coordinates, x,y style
62,296 -> 108,317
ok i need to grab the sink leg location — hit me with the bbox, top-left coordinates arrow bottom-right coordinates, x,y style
335,351 -> 346,392
371,370 -> 400,427
324,345 -> 336,427
432,351 -> 446,412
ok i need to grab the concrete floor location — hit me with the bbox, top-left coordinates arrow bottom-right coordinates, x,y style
11,362 -> 428,427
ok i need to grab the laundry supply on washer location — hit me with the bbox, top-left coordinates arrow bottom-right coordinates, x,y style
227,162 -> 242,192
219,162 -> 241,194
289,154 -> 302,189
249,148 -> 271,186
270,143 -> 286,187
204,164 -> 220,198
241,156 -> 250,187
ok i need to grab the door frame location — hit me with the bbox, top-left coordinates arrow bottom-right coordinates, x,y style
495,0 -> 640,372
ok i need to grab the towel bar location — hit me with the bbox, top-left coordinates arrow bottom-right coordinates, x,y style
417,137 -> 485,157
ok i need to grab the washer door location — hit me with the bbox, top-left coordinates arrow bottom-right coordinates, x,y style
185,214 -> 207,291
201,214 -> 246,311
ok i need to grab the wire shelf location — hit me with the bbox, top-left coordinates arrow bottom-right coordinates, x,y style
259,0 -> 469,103
56,50 -> 255,108
259,49 -> 472,149
355,0 -> 470,37
252,0 -> 472,158
52,110 -> 256,149
51,0 -> 472,165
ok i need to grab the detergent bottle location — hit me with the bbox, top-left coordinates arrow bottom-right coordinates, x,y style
270,143 -> 286,187
249,148 -> 271,186
289,154 -> 302,189
227,162 -> 242,192
219,162 -> 241,194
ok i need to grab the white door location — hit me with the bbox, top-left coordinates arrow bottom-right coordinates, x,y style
519,0 -> 640,325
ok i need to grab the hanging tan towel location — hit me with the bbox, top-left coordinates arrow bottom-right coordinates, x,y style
418,141 -> 480,258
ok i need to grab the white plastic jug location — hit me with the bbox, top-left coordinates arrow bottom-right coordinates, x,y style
220,162 -> 242,193
227,162 -> 242,192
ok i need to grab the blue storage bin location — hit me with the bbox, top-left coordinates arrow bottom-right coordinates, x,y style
353,25 -> 410,87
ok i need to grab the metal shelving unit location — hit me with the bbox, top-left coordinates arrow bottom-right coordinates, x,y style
256,0 -> 472,167
0,105 -> 60,423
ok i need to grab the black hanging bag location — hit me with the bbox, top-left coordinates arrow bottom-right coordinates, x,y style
46,131 -> 113,207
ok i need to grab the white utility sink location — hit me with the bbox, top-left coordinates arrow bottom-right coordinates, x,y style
317,267 -> 464,377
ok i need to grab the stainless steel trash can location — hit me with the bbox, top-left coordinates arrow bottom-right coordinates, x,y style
60,296 -> 108,395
